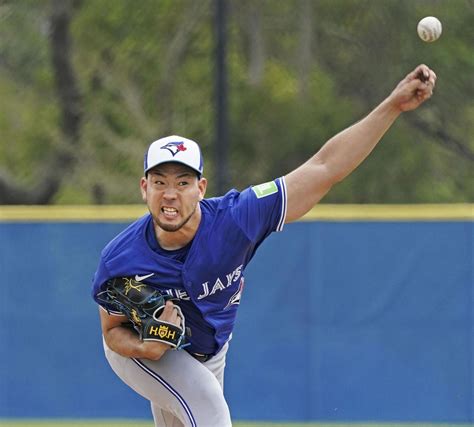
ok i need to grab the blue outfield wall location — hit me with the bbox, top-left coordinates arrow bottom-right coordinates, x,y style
0,215 -> 472,422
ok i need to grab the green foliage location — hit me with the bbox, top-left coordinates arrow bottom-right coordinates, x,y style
0,2 -> 59,185
0,0 -> 472,203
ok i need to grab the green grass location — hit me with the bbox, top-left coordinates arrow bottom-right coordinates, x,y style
0,421 -> 472,427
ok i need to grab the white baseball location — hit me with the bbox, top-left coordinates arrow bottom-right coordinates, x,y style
417,16 -> 442,42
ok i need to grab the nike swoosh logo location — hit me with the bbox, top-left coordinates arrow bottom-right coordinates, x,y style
134,273 -> 154,282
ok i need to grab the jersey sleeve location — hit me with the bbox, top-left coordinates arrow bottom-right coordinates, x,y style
90,254 -> 122,315
231,177 -> 287,243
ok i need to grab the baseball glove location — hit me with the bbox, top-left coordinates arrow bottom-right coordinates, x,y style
97,276 -> 187,349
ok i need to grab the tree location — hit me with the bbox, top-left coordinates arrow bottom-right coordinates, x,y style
0,0 -> 82,203
0,0 -> 472,204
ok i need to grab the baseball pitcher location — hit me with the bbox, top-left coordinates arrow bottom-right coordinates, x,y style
92,65 -> 436,426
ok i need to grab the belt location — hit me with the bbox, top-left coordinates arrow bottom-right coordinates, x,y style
188,351 -> 213,363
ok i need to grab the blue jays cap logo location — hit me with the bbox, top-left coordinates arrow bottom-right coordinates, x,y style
161,141 -> 188,157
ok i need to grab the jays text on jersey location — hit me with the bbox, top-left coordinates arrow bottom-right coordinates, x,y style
92,178 -> 287,355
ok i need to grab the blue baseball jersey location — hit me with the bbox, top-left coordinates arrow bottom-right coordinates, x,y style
92,178 -> 287,355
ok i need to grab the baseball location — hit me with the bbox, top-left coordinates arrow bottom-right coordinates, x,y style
417,16 -> 442,42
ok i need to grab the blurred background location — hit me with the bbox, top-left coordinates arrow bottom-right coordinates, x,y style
0,1 -> 473,426
0,0 -> 472,205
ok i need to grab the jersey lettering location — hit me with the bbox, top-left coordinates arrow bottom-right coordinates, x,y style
197,264 -> 244,300
163,288 -> 191,301
198,282 -> 210,300
175,289 -> 190,300
211,278 -> 226,294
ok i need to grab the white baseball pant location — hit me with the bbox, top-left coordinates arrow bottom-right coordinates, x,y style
103,339 -> 232,427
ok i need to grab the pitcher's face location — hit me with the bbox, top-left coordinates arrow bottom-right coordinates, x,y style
141,163 -> 207,232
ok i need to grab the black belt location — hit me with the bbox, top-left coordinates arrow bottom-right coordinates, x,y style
188,351 -> 213,363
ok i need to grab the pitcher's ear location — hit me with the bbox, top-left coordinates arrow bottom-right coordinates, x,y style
140,177 -> 147,201
198,177 -> 207,200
